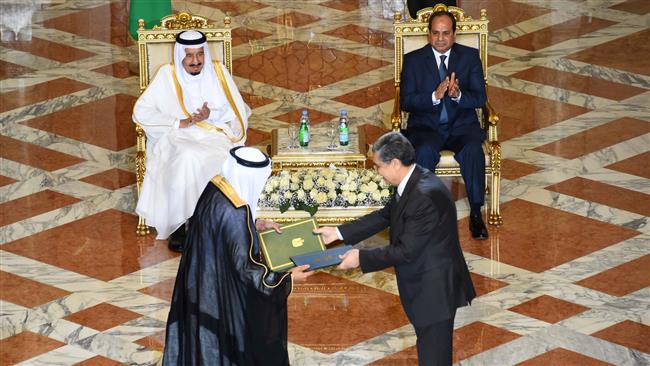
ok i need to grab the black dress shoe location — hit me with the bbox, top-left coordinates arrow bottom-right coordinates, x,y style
469,213 -> 489,240
168,225 -> 186,253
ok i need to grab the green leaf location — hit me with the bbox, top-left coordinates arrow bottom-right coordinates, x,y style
279,202 -> 290,213
295,202 -> 319,216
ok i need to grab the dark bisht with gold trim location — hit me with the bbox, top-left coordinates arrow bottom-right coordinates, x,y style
163,147 -> 291,366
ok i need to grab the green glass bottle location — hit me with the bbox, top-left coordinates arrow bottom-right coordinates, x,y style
298,110 -> 310,147
339,109 -> 349,146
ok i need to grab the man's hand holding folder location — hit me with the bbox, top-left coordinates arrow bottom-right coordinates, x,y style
313,226 -> 360,270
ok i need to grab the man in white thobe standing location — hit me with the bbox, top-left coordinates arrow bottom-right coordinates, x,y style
133,30 -> 251,252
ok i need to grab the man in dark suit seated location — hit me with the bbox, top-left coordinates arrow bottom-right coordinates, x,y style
400,10 -> 489,239
315,132 -> 476,366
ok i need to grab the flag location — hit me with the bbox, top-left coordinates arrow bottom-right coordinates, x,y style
128,0 -> 172,40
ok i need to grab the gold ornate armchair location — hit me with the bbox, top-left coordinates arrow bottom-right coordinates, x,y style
391,4 -> 502,225
134,12 -> 233,235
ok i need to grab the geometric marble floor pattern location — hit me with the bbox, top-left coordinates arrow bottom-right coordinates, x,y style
1,0 -> 649,365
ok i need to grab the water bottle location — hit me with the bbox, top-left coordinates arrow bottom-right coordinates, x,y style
298,110 -> 310,147
338,109 -> 349,146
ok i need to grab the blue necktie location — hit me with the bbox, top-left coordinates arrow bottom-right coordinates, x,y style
438,55 -> 448,124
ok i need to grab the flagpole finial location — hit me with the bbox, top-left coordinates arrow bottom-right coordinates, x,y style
224,16 -> 231,28
138,18 -> 144,30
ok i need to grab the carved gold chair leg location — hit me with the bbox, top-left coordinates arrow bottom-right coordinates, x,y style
488,171 -> 502,225
137,216 -> 150,236
135,125 -> 149,235
488,141 -> 503,226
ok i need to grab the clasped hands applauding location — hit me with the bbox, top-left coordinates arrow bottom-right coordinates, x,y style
435,71 -> 460,100
180,101 -> 211,128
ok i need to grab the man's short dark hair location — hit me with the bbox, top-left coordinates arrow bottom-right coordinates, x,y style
373,132 -> 415,166
428,11 -> 456,33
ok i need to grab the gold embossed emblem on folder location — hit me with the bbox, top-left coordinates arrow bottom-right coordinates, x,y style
291,238 -> 304,247
258,218 -> 325,271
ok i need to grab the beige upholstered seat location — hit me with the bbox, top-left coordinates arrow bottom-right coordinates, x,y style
391,4 -> 502,225
134,12 -> 233,235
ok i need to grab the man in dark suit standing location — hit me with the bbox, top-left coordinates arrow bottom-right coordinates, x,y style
315,132 -> 476,366
401,10 -> 489,239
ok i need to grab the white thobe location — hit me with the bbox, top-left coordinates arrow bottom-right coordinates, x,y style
133,63 -> 250,239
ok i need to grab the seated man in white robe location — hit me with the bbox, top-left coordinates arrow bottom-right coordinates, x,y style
133,30 -> 251,252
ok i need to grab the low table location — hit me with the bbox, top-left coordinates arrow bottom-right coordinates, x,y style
261,126 -> 380,224
270,125 -> 368,170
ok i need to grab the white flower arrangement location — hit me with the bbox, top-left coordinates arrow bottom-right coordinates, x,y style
258,165 -> 392,215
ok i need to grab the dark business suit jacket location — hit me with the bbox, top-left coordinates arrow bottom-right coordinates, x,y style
339,166 -> 476,327
401,43 -> 486,138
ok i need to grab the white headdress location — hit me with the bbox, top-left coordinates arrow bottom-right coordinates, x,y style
221,147 -> 272,221
173,30 -> 236,125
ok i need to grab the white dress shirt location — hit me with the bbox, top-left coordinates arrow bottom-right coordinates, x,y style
430,46 -> 461,105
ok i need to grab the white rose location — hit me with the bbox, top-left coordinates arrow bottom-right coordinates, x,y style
340,183 -> 350,191
283,191 -> 293,200
290,182 -> 299,191
316,192 -> 327,204
371,191 -> 382,201
381,189 -> 390,198
291,174 -> 300,183
346,193 -> 357,205
327,189 -> 337,200
303,179 -> 314,190
360,183 -> 369,193
297,189 -> 306,200
368,181 -> 378,192
309,189 -> 318,199
280,177 -> 290,188
264,183 -> 274,193
316,177 -> 326,187
348,181 -> 358,192
325,180 -> 336,190
357,192 -> 367,201
270,193 -> 280,203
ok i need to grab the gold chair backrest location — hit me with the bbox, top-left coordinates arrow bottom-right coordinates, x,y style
393,4 -> 489,85
135,12 -> 232,93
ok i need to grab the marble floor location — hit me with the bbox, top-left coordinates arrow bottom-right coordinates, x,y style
1,0 -> 649,365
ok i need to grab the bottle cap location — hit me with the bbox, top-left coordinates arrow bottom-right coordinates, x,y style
302,110 -> 308,116
340,109 -> 348,116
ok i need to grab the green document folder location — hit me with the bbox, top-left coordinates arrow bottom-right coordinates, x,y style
258,218 -> 326,271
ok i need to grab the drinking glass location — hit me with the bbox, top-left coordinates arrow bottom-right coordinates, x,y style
326,121 -> 338,150
287,124 -> 298,149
